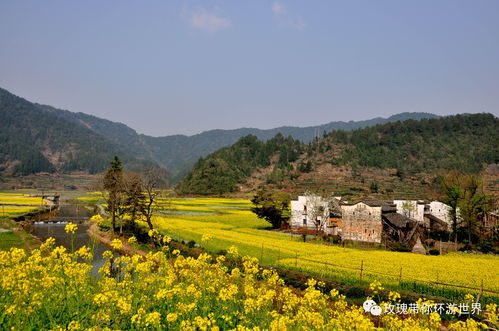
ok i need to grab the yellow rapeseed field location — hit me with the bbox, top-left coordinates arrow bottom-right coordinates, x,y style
0,237 -> 496,330
0,196 -> 46,205
0,206 -> 39,217
152,198 -> 499,297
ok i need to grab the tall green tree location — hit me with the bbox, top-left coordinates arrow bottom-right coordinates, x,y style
440,172 -> 495,243
251,190 -> 291,229
459,176 -> 495,243
103,156 -> 124,233
122,172 -> 144,233
442,185 -> 462,243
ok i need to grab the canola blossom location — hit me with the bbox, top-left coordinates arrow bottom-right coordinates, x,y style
0,240 -> 495,330
0,206 -> 39,217
0,196 -> 47,205
149,198 -> 499,296
64,222 -> 78,235
110,239 -> 123,251
0,194 -> 47,218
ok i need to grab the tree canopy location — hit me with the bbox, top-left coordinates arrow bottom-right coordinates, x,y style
250,190 -> 291,229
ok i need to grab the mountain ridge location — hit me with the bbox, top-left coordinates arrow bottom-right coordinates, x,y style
0,86 -> 441,180
0,87 -> 158,176
177,113 -> 499,196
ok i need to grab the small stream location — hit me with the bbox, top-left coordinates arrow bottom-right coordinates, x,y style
31,205 -> 110,277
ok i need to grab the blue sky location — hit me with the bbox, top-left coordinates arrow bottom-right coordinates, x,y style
1,1 -> 498,136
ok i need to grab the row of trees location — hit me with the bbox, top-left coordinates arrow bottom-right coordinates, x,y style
440,172 -> 497,244
102,156 -> 168,235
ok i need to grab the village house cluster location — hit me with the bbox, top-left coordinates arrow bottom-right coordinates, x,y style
290,195 -> 468,254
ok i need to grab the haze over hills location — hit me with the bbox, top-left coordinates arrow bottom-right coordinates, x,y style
1,86 -> 440,180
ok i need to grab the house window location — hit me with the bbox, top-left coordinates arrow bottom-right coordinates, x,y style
303,219 -> 307,225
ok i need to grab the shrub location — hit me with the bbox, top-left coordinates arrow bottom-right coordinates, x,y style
346,286 -> 367,298
428,249 -> 440,256
390,246 -> 411,252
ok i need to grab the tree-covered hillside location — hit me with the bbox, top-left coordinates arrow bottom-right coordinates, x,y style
176,134 -> 303,195
0,88 -> 156,175
177,113 -> 499,195
324,113 -> 499,175
29,88 -> 437,182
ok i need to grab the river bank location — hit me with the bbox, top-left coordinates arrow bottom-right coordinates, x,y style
86,221 -> 147,257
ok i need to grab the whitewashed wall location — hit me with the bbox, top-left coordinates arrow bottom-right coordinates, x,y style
428,201 -> 460,230
393,200 -> 425,223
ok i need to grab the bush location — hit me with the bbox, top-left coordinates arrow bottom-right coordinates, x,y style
477,239 -> 496,254
428,249 -> 440,256
390,246 -> 411,252
346,286 -> 367,298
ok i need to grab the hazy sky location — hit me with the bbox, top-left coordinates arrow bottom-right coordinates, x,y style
1,1 -> 498,136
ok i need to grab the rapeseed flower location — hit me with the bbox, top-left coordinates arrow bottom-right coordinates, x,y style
64,222 -> 78,234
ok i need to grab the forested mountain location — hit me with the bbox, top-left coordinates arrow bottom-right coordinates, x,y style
325,113 -> 499,174
34,96 -> 438,181
0,86 -> 441,180
176,134 -> 303,195
178,113 -> 499,195
138,112 -> 438,181
0,88 -> 156,175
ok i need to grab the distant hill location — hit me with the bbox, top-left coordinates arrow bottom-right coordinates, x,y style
0,88 -> 157,176
177,113 -> 499,196
176,134 -> 303,195
141,112 -> 439,181
30,96 -> 438,181
0,86 -> 440,180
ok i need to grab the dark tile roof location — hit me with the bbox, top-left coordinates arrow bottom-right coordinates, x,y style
361,200 -> 384,207
425,213 -> 447,227
383,212 -> 418,228
382,204 -> 397,212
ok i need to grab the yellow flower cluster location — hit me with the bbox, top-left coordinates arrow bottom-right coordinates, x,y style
64,222 -> 78,234
369,280 -> 384,294
149,197 -> 499,295
0,196 -> 46,205
0,240 -> 492,330
110,239 -> 123,251
90,214 -> 104,224
201,233 -> 213,243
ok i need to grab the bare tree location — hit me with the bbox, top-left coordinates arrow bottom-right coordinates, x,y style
305,192 -> 336,235
139,167 -> 169,232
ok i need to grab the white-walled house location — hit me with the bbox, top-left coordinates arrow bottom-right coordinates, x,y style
393,200 -> 425,223
290,195 -> 341,235
290,195 -> 462,254
392,199 -> 459,231
427,201 -> 460,231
